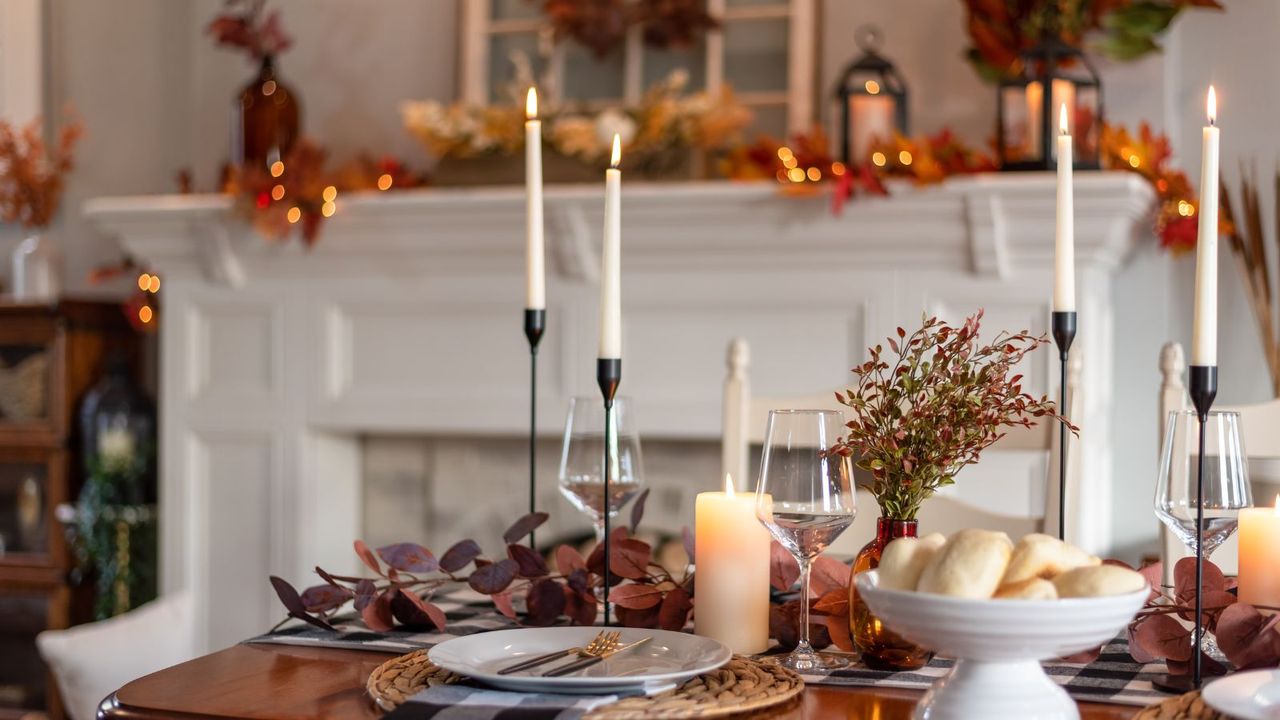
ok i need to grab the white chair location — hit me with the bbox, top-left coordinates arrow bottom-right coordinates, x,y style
1156,342 -> 1280,582
36,592 -> 198,720
722,338 -> 1080,555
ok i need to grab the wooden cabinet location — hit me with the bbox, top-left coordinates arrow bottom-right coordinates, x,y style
0,300 -> 137,718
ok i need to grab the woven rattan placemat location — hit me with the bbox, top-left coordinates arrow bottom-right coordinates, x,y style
1131,689 -> 1231,720
366,652 -> 804,718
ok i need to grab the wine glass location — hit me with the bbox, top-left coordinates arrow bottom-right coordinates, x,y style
1155,409 -> 1252,559
558,396 -> 645,541
755,409 -> 856,672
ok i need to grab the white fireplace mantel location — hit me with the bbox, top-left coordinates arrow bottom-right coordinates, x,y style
86,173 -> 1153,652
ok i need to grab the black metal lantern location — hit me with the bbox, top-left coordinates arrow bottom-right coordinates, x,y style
79,351 -> 156,504
997,38 -> 1103,171
835,27 -> 907,167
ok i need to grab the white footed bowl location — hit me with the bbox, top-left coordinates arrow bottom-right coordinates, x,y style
855,570 -> 1147,720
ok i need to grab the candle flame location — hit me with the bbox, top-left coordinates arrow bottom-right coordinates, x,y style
1059,104 -> 1068,135
610,134 -> 622,168
724,474 -> 735,497
1274,494 -> 1279,515
526,87 -> 537,120
1207,86 -> 1216,126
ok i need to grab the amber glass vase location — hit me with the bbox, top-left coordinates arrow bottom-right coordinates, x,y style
233,55 -> 300,171
850,517 -> 935,670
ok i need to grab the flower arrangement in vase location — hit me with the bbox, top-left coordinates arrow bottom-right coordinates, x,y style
830,310 -> 1075,669
208,0 -> 299,171
0,116 -> 82,299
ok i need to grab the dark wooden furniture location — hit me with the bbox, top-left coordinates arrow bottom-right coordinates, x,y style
0,300 -> 137,719
100,644 -> 1141,720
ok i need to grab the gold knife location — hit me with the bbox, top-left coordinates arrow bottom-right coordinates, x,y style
543,636 -> 653,677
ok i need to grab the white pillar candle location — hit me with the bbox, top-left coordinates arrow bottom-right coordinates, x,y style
850,91 -> 893,162
1238,496 -> 1280,608
525,88 -> 545,310
694,475 -> 771,655
1192,86 -> 1219,367
1054,104 -> 1075,312
599,135 -> 622,359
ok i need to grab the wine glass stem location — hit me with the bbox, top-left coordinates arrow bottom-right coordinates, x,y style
796,555 -> 814,655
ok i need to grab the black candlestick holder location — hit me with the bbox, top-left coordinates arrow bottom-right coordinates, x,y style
1051,311 -> 1077,542
597,357 -> 621,627
524,309 -> 546,549
1188,364 -> 1217,689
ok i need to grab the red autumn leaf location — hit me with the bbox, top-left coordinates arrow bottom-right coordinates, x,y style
353,579 -> 376,611
563,586 -> 597,625
526,579 -> 566,626
810,556 -> 851,596
503,512 -> 550,545
812,587 -> 849,617
268,576 -> 336,631
555,544 -> 586,575
1174,556 -> 1226,604
439,539 -> 482,573
610,583 -> 664,610
507,543 -> 550,578
609,538 -> 653,580
1134,613 -> 1192,662
770,541 -> 800,591
300,584 -> 353,613
1126,621 -> 1159,664
354,539 -> 382,575
361,589 -> 395,632
469,558 -> 518,594
658,587 -> 692,631
615,603 -> 661,629
1216,602 -> 1280,669
825,613 -> 854,652
491,591 -> 517,620
1138,561 -> 1165,601
398,588 -> 448,631
377,543 -> 438,574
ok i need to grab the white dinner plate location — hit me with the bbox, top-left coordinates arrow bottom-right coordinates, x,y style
427,627 -> 731,695
1203,668 -> 1280,720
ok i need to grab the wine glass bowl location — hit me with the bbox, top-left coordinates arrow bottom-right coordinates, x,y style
1155,409 -> 1252,558
754,409 -> 856,672
558,396 -> 644,540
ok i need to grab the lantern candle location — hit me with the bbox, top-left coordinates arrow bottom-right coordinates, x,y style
1238,496 -> 1280,608
694,475 -> 771,654
850,81 -> 894,162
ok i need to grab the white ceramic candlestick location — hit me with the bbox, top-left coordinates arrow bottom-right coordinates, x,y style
1054,104 -> 1075,313
599,135 -> 622,359
1192,87 -> 1219,367
694,475 -> 771,655
525,88 -> 545,310
1238,496 -> 1280,608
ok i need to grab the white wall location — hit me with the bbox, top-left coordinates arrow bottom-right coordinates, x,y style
27,0 -> 1278,559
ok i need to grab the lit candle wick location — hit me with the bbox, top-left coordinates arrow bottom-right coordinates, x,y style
724,474 -> 735,497
1059,104 -> 1069,136
1207,85 -> 1216,127
610,134 -> 622,169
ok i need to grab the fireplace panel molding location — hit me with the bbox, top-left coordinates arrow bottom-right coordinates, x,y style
87,174 -> 1153,651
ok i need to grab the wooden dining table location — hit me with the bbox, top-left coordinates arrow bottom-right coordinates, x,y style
99,642 -> 1146,719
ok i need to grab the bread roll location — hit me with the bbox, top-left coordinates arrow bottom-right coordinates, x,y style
1001,533 -> 1100,585
994,577 -> 1058,600
916,529 -> 1013,598
1052,565 -> 1147,598
877,533 -> 947,591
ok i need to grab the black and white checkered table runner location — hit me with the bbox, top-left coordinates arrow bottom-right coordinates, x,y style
248,586 -> 1169,708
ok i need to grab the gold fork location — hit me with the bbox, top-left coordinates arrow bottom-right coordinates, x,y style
496,631 -> 621,675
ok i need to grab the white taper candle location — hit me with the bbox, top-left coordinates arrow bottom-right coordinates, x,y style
1054,104 -> 1075,312
1192,86 -> 1219,367
599,134 -> 622,359
525,88 -> 545,310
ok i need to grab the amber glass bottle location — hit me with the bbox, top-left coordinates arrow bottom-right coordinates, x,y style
849,517 -> 935,670
233,55 -> 300,170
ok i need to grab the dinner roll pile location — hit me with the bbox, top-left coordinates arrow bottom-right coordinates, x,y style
876,530 -> 1145,600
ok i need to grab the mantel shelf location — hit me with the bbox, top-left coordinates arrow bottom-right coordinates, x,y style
85,172 -> 1153,287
